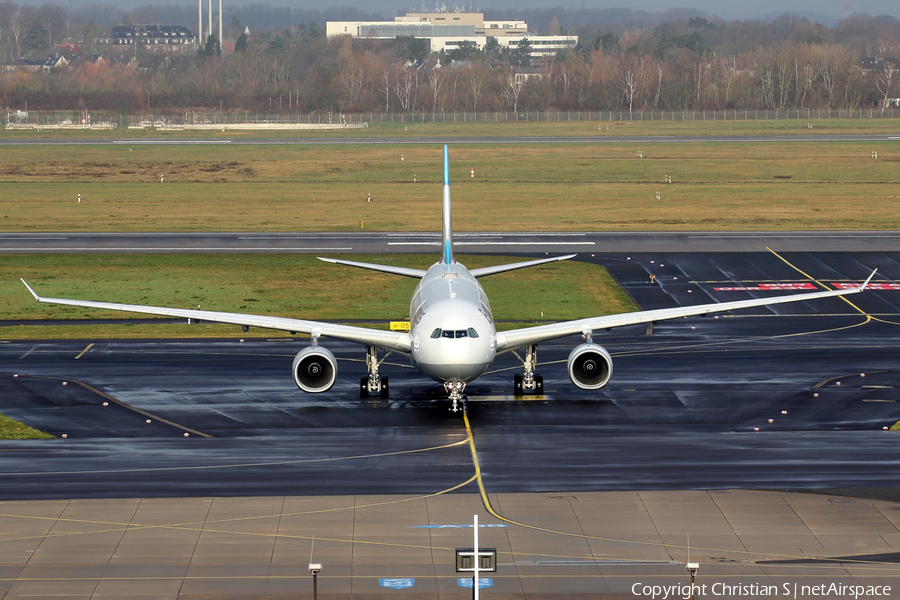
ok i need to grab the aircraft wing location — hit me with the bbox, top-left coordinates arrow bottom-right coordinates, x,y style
21,280 -> 411,352
495,271 -> 876,352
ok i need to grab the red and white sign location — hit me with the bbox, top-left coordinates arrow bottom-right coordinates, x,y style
833,282 -> 900,290
714,283 -> 817,291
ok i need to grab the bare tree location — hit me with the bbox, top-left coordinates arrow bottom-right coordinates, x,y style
378,65 -> 392,112
619,53 -> 647,118
426,60 -> 446,112
793,46 -> 815,108
464,63 -> 492,111
556,63 -> 569,102
874,61 -> 896,115
394,61 -> 419,112
842,66 -> 868,113
875,24 -> 898,59
771,42 -> 795,109
753,47 -> 776,109
527,69 -> 556,111
334,55 -> 368,109
501,71 -> 525,113
812,44 -> 850,107
0,2 -> 23,61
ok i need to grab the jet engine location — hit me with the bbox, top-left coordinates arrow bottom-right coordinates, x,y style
292,346 -> 337,393
567,343 -> 613,389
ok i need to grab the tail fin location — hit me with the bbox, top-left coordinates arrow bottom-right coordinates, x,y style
441,144 -> 455,265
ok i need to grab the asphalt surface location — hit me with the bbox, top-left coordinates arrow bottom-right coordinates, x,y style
1,251 -> 899,500
0,134 -> 898,146
5,230 -> 900,253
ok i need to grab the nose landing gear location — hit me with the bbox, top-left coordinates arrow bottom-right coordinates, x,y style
445,381 -> 467,412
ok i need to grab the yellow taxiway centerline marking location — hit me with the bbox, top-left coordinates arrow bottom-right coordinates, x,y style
462,411 -> 900,567
74,343 -> 94,359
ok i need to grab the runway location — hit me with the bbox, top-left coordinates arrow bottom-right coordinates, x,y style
5,230 -> 900,253
0,134 -> 898,146
1,250 -> 899,500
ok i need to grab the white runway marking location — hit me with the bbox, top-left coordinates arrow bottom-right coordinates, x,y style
0,247 -> 354,251
18,345 -> 38,360
388,241 -> 595,246
112,140 -> 233,144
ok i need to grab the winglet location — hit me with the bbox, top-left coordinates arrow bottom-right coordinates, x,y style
21,279 -> 40,300
861,268 -> 877,290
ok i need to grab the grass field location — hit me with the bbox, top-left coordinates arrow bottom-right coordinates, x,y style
0,141 -> 898,232
0,254 -> 636,339
0,413 -> 53,439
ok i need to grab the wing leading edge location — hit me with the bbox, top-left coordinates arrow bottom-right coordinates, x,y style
496,270 -> 877,351
20,280 -> 411,352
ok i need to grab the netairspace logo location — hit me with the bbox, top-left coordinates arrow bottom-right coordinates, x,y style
631,583 -> 892,599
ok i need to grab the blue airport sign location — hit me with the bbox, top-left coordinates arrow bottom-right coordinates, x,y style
458,577 -> 494,589
380,578 -> 415,589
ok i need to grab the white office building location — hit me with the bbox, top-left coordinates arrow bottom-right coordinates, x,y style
326,11 -> 576,59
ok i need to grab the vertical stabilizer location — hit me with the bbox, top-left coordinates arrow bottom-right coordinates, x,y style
441,145 -> 455,265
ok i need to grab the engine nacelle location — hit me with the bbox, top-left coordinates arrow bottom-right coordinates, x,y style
292,346 -> 337,393
567,343 -> 613,390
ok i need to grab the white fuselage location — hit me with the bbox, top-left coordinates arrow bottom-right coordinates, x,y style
409,261 -> 496,383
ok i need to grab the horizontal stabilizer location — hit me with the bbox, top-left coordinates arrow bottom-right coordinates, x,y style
317,257 -> 427,278
469,254 -> 577,278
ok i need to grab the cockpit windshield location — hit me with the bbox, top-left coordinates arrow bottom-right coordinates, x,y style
430,328 -> 479,339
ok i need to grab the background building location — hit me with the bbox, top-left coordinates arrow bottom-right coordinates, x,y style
326,11 -> 575,58
98,26 -> 198,53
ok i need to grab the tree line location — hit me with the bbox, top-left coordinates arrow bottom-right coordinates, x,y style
0,2 -> 898,115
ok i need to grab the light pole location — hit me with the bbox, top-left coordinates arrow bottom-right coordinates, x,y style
686,532 -> 699,600
686,562 -> 699,600
308,562 -> 322,600
473,514 -> 479,600
455,516 -> 496,599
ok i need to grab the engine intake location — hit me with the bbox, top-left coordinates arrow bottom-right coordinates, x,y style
567,343 -> 613,389
292,346 -> 337,393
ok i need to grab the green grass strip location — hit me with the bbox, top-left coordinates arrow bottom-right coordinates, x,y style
0,413 -> 54,439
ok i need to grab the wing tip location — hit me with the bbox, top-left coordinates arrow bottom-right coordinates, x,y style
861,268 -> 877,289
21,278 -> 40,300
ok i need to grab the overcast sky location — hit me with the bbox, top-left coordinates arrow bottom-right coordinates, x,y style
39,0 -> 900,24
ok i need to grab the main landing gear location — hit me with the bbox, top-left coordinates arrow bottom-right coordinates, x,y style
512,345 -> 543,395
360,346 -> 390,399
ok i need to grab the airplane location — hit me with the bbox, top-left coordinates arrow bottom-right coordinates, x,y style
22,145 -> 876,412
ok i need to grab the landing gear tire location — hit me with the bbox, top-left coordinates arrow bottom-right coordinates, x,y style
360,377 -> 369,398
380,377 -> 389,398
514,374 -> 523,395
535,375 -> 544,393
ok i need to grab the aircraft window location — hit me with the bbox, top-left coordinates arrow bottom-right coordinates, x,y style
435,329 -> 476,339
